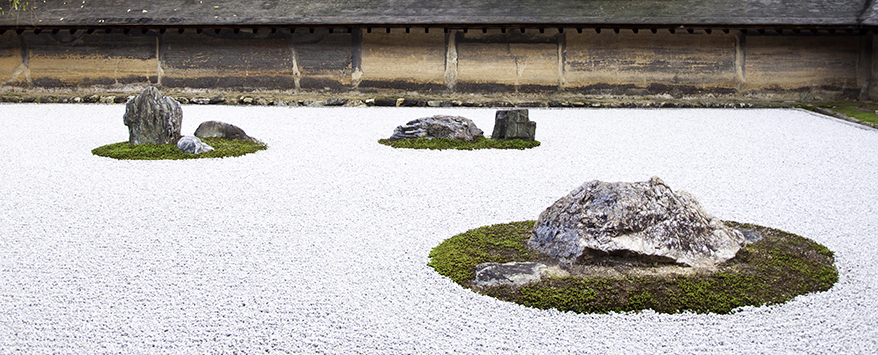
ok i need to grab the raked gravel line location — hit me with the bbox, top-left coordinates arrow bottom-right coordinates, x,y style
1,104 -> 877,354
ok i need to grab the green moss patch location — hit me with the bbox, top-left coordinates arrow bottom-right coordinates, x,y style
428,221 -> 837,314
378,137 -> 540,150
814,102 -> 878,125
92,137 -> 267,160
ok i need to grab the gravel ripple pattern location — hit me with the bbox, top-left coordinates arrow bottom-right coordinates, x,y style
1,105 -> 877,354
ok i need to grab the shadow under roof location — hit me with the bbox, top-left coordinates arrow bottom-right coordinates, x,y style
1,0 -> 877,28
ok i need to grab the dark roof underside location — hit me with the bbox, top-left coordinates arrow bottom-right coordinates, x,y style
2,0 -> 877,28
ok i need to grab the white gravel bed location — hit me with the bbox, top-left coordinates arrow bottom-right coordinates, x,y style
1,104 -> 877,354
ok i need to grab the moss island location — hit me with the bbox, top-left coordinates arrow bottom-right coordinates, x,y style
92,137 -> 267,160
378,137 -> 540,150
428,221 -> 837,314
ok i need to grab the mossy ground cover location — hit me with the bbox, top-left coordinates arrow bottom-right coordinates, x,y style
815,102 -> 878,125
378,137 -> 540,150
428,221 -> 837,314
92,137 -> 267,160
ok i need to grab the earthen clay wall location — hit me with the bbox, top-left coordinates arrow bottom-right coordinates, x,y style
0,28 -> 870,99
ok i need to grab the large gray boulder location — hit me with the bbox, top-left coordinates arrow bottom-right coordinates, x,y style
389,115 -> 484,141
194,120 -> 253,141
491,109 -> 536,141
528,177 -> 747,268
123,87 -> 182,145
176,135 -> 214,154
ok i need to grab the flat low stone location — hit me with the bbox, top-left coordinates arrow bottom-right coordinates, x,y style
529,177 -> 747,268
389,115 -> 484,141
194,121 -> 253,141
324,98 -> 347,106
177,135 -> 214,154
473,262 -> 546,287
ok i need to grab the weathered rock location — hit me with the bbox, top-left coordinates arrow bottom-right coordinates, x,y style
176,135 -> 214,154
123,87 -> 183,145
474,262 -> 546,287
374,98 -> 400,107
324,97 -> 348,106
343,100 -> 367,107
389,115 -> 484,141
272,99 -> 299,106
529,177 -> 747,267
194,121 -> 252,141
491,109 -> 536,141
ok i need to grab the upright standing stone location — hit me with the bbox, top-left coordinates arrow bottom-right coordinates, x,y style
491,109 -> 536,141
123,87 -> 183,145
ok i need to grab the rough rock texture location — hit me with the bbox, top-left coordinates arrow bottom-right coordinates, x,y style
529,177 -> 747,267
473,262 -> 546,287
176,136 -> 214,154
123,87 -> 182,145
194,120 -> 253,141
389,115 -> 484,141
491,109 -> 536,141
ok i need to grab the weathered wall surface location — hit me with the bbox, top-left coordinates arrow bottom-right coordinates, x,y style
161,30 -> 296,89
360,28 -> 446,90
566,30 -> 737,94
11,31 -> 157,87
0,28 -> 871,99
454,29 -> 561,92
0,32 -> 22,84
744,36 -> 860,93
160,28 -> 352,90
292,30 -> 353,90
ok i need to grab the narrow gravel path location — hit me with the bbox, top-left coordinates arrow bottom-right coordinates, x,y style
1,105 -> 876,354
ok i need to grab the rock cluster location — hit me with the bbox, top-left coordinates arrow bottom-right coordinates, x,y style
491,109 -> 536,141
123,87 -> 182,145
529,177 -> 747,268
389,115 -> 484,141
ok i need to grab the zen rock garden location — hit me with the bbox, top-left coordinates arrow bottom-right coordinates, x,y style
108,90 -> 836,314
390,109 -> 536,141
429,177 -> 837,314
381,109 -> 539,150
96,86 -> 267,159
390,115 -> 485,141
475,177 -> 755,288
